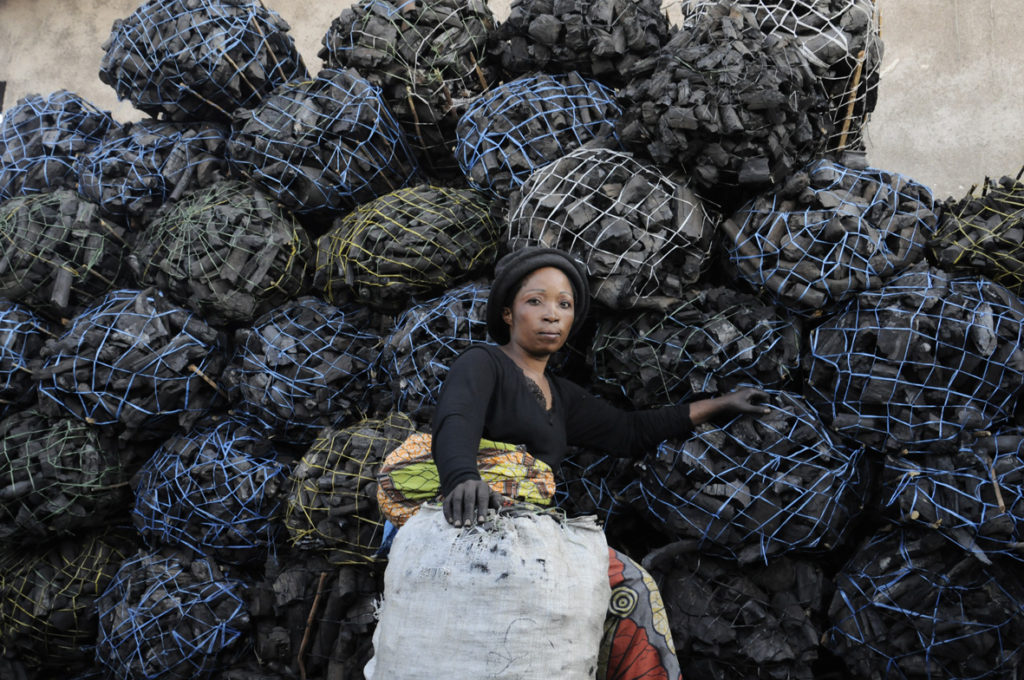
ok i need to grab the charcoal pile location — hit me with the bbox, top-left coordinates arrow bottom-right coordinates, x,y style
635,389 -> 865,563
228,68 -> 420,217
678,0 -> 883,152
0,189 -> 129,321
95,547 -> 249,680
555,448 -> 643,526
507,145 -> 715,309
0,91 -> 118,202
319,0 -> 497,176
132,418 -> 286,565
826,528 -> 1024,679
645,542 -> 830,680
805,263 -> 1024,454
0,530 -> 137,670
931,171 -> 1024,295
284,412 -> 417,565
377,282 -> 490,423
724,158 -> 937,315
455,72 -> 620,197
225,296 -> 384,444
0,300 -> 50,417
99,0 -> 308,123
616,3 -> 831,200
0,410 -> 129,542
883,426 -> 1024,562
590,285 -> 801,408
130,179 -> 312,326
490,0 -> 670,87
313,184 -> 500,312
247,553 -> 380,680
35,288 -> 228,434
76,119 -> 228,225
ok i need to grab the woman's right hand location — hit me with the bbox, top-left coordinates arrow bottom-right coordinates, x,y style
443,479 -> 505,527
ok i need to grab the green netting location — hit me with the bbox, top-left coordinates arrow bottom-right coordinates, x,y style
75,119 -> 228,225
319,0 -> 498,176
0,410 -> 129,543
99,0 -> 308,123
490,0 -> 670,87
0,530 -> 137,668
225,296 -> 384,444
0,91 -> 118,202
931,171 -> 1024,296
285,412 -> 417,565
0,300 -> 50,418
669,0 -> 883,152
96,548 -> 249,680
826,528 -> 1024,680
132,418 -> 286,566
313,184 -> 500,312
507,145 -> 715,309
590,285 -> 801,408
131,179 -> 312,326
35,288 -> 228,435
0,189 -> 129,321
228,68 -> 420,218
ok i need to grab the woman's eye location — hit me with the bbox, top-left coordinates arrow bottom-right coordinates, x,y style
560,301 -> 573,309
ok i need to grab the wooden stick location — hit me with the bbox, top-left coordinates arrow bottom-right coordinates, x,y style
985,456 -> 1007,513
837,49 -> 867,151
297,571 -> 330,680
188,363 -> 228,399
469,53 -> 489,92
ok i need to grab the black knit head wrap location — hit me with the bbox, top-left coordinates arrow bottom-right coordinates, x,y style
487,247 -> 590,345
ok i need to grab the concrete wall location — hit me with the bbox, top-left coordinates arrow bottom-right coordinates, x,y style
1,0 -> 1021,199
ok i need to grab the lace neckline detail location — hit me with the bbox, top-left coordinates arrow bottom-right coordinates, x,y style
523,374 -> 549,411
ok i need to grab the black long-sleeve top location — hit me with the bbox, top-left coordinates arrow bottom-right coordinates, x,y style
431,344 -> 694,495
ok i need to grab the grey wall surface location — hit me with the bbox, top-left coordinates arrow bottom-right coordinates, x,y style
0,0 -> 1021,199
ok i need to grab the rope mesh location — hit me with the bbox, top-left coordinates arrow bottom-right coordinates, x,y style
228,67 -> 420,217
96,548 -> 249,680
455,72 -> 620,197
634,389 -> 865,563
284,412 -> 417,564
0,300 -> 49,417
35,288 -> 227,434
806,263 -> 1024,455
507,145 -> 715,309
130,179 -> 312,326
99,0 -> 308,123
826,528 -> 1024,680
0,189 -> 129,321
132,418 -> 286,565
76,119 -> 228,225
225,296 -> 383,444
725,158 -> 937,315
0,91 -> 117,202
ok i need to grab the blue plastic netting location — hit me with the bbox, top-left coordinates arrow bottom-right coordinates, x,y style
0,300 -> 49,417
229,68 -> 420,217
133,418 -> 285,565
634,389 -> 865,563
826,528 -> 1024,680
455,72 -> 620,197
76,119 -> 228,223
35,288 -> 227,434
96,549 -> 248,680
725,158 -> 937,315
805,263 -> 1024,454
884,426 -> 1024,564
0,91 -> 117,202
377,281 -> 490,423
590,285 -> 801,408
99,0 -> 308,122
225,296 -> 384,443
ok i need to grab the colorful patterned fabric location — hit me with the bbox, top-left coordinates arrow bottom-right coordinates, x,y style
375,433 -> 556,526
600,549 -> 682,680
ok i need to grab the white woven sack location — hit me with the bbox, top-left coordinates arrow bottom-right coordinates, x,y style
364,504 -> 611,680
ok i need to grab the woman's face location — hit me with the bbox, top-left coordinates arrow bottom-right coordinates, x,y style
502,266 -> 575,357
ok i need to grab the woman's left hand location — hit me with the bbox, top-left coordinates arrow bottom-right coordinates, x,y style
718,387 -> 771,415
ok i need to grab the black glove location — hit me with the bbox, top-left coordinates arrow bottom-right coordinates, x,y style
443,479 -> 504,527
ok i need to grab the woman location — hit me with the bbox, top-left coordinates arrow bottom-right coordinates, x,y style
429,246 -> 767,680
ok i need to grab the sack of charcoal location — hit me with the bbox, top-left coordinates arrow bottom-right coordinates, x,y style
99,0 -> 307,122
0,91 -> 117,201
0,300 -> 50,418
